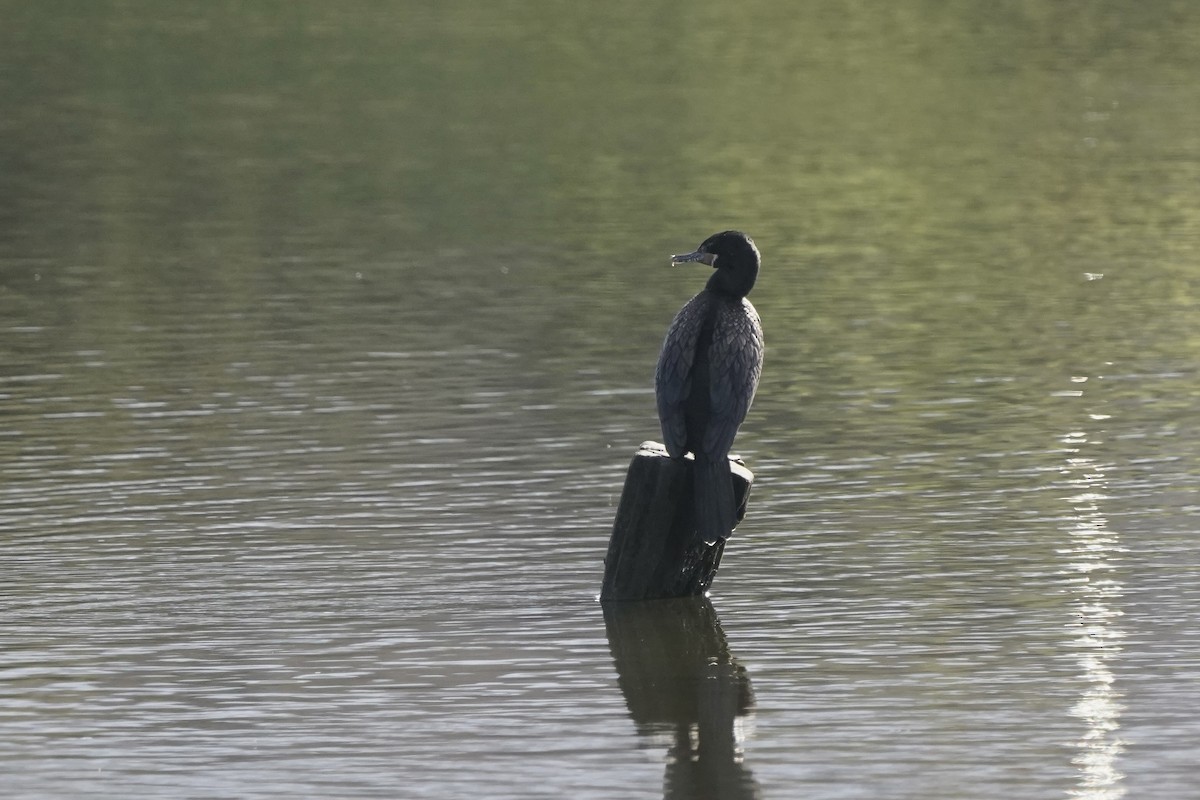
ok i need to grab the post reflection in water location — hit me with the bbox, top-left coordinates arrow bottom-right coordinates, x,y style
1060,398 -> 1126,800
603,598 -> 762,800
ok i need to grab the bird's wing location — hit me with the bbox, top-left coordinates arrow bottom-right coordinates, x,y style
655,293 -> 708,458
704,299 -> 764,458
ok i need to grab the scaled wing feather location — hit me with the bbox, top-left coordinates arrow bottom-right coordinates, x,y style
654,294 -> 707,458
704,299 -> 764,458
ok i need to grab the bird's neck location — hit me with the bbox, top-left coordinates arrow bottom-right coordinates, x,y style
705,267 -> 756,299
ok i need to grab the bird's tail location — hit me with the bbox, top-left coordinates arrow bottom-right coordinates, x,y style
693,456 -> 737,546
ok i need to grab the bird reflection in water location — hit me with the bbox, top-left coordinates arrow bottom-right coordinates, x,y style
603,597 -> 762,800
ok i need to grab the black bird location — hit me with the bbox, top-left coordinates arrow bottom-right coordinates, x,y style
655,230 -> 764,545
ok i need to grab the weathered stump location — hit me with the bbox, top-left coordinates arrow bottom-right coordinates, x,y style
601,442 -> 753,602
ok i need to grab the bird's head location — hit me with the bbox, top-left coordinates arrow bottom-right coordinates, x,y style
671,230 -> 760,299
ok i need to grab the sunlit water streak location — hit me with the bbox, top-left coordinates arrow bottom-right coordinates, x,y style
1059,377 -> 1125,800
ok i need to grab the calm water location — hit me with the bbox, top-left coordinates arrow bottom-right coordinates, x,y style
3,3 -> 1200,798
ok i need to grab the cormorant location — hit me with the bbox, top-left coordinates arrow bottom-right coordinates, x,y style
655,230 -> 764,545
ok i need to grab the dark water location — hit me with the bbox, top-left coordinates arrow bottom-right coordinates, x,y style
3,3 -> 1200,798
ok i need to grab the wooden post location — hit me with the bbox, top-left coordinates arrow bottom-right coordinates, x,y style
601,442 -> 753,602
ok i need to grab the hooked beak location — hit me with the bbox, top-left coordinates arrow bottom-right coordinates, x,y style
670,250 -> 718,267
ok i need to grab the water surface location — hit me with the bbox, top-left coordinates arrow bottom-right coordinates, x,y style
3,3 -> 1200,799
